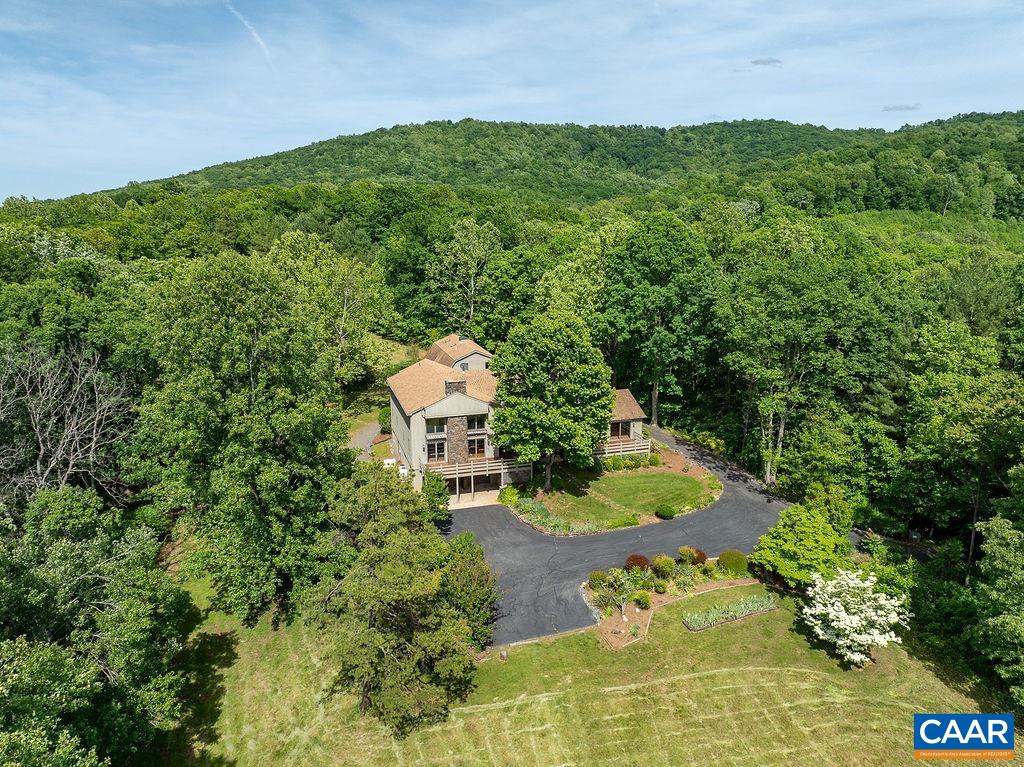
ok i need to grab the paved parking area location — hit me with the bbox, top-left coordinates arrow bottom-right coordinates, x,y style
447,427 -> 788,645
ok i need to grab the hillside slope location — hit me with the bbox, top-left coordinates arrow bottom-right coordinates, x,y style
148,118 -> 884,202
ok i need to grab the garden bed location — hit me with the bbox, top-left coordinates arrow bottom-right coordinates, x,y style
590,578 -> 760,649
681,593 -> 780,631
582,547 -> 758,649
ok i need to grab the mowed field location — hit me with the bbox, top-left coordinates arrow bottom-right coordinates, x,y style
161,583 -> 998,767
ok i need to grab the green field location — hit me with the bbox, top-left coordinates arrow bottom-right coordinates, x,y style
159,583 -> 992,766
541,467 -> 711,530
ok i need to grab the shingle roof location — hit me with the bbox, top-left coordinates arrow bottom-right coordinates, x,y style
387,358 -> 497,414
612,388 -> 646,422
425,333 -> 492,367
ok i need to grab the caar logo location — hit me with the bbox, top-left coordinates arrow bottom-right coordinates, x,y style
914,713 -> 1015,760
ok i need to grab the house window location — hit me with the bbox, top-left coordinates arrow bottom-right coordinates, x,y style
467,438 -> 485,457
460,362 -> 469,371
467,414 -> 486,431
427,441 -> 446,461
610,421 -> 630,439
426,418 -> 446,435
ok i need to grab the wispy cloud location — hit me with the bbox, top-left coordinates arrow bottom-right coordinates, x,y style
221,0 -> 273,69
750,56 -> 782,66
882,103 -> 920,112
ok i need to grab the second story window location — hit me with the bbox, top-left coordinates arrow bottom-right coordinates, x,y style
467,414 -> 486,431
426,417 -> 446,435
467,438 -> 485,457
427,441 -> 446,461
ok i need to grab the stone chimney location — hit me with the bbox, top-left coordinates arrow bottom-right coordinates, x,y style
445,379 -> 467,396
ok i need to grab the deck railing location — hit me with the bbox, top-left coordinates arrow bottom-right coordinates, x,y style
426,456 -> 532,479
594,437 -> 651,458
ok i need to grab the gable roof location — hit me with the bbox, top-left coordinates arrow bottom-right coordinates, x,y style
425,333 -> 492,367
387,358 -> 497,415
612,388 -> 646,422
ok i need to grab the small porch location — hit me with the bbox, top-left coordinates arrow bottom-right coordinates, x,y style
594,436 -> 651,459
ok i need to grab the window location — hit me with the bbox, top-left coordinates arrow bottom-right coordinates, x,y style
467,414 -> 486,431
467,438 -> 485,457
460,362 -> 469,371
610,421 -> 630,439
427,441 -> 446,461
426,418 -> 446,434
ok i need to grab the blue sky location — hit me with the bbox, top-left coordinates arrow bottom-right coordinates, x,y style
2,0 -> 1023,200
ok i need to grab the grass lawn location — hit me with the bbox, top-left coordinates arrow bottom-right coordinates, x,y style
157,582 -> 995,767
539,465 -> 712,531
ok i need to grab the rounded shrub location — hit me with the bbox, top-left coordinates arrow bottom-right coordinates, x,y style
677,545 -> 707,565
648,453 -> 661,467
651,553 -> 675,579
717,549 -> 748,575
624,553 -> 650,572
654,503 -> 676,520
653,579 -> 667,594
633,591 -> 651,610
588,570 -> 608,590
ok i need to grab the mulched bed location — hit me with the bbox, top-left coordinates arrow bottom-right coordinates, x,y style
588,577 -> 758,650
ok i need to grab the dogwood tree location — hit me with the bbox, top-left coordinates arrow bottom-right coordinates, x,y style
802,569 -> 909,666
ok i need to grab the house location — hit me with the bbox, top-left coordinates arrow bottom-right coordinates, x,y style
386,335 -> 650,498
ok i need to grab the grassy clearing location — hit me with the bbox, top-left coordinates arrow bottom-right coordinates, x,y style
541,466 -> 710,530
158,582 -> 992,767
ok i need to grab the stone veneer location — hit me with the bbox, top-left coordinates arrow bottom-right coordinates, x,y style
447,415 -> 468,463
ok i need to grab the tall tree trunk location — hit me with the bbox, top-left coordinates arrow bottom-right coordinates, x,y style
544,453 -> 554,492
964,488 -> 980,586
650,380 -> 659,427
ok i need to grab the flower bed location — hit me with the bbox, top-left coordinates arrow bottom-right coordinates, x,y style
681,593 -> 779,631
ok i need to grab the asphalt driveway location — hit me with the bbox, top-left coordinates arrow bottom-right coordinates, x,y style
447,426 -> 788,646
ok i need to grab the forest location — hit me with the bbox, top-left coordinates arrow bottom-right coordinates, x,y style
2,112 -> 1024,764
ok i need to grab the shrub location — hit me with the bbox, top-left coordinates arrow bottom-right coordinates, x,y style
625,553 -> 650,571
653,579 -> 667,594
608,514 -> 640,529
377,407 -> 392,434
648,453 -> 661,467
673,565 -> 696,592
802,569 -> 908,665
717,549 -> 748,575
626,566 -> 656,591
677,545 -> 699,564
654,504 -> 676,520
633,591 -> 651,610
588,570 -> 608,590
497,484 -> 520,507
750,502 -> 848,588
651,554 -> 675,578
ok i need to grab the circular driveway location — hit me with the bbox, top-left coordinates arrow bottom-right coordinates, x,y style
447,427 -> 788,646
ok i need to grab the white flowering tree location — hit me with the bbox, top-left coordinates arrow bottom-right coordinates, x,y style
801,569 -> 909,666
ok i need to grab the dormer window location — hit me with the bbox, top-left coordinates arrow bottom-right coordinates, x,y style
460,362 -> 469,371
